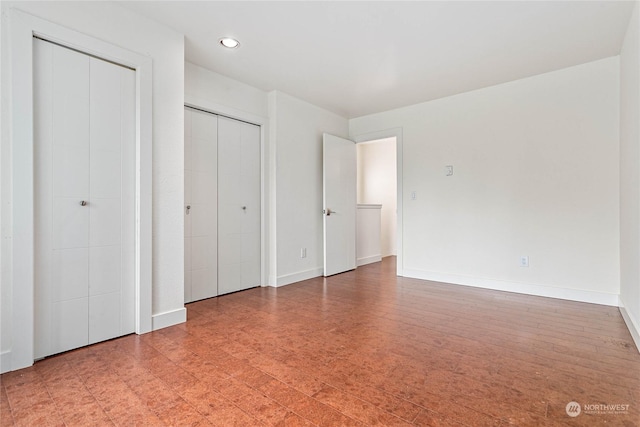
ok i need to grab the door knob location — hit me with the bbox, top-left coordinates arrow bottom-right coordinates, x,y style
186,205 -> 191,214
242,206 -> 247,210
80,200 -> 87,206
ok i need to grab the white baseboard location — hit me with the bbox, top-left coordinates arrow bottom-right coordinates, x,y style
402,269 -> 619,307
276,267 -> 324,287
619,300 -> 640,353
1,351 -> 11,374
152,307 -> 187,331
268,274 -> 278,287
357,255 -> 382,266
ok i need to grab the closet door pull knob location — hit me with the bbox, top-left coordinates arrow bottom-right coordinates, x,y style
80,200 -> 87,206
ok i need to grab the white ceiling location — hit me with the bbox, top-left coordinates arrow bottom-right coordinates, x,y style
119,1 -> 635,118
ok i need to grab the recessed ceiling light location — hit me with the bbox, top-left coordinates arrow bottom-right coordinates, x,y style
219,37 -> 240,49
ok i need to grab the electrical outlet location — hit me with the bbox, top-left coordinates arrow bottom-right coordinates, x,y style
520,256 -> 529,267
445,165 -> 454,176
411,191 -> 416,200
301,248 -> 307,258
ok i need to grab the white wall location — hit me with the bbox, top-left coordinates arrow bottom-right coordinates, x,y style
185,62 -> 268,119
1,1 -> 185,370
350,57 -> 620,305
357,138 -> 397,257
269,91 -> 349,285
620,2 -> 640,349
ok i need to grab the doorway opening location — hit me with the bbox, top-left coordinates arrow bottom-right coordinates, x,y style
356,137 -> 398,264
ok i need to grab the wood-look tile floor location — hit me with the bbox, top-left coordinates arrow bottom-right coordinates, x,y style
2,257 -> 639,426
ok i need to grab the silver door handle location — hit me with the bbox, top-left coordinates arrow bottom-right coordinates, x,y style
186,205 -> 191,214
80,200 -> 87,206
325,208 -> 335,216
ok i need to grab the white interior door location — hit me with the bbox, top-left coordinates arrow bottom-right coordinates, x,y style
34,38 -> 135,358
217,116 -> 261,295
323,133 -> 357,276
184,107 -> 218,303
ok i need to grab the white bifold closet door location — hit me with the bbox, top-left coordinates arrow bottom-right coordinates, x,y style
184,108 -> 260,302
184,108 -> 218,302
217,116 -> 261,295
34,38 -> 136,359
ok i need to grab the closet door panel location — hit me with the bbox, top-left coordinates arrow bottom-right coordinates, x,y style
218,235 -> 241,267
192,267 -> 216,301
184,107 -> 218,303
218,263 -> 241,295
185,111 -> 260,299
241,233 -> 260,262
218,117 -> 260,294
88,56 -> 135,341
90,58 -> 122,151
241,233 -> 261,288
192,139 -> 216,172
50,43 -> 90,252
191,202 -> 214,237
192,171 -> 213,204
53,146 -> 90,198
53,198 -> 89,249
90,149 -> 121,199
52,46 -> 90,150
184,236 -> 192,303
89,292 -> 121,344
241,261 -> 261,289
191,236 -> 210,270
184,171 -> 193,237
184,108 -> 193,302
191,110 -> 217,140
218,204 -> 242,235
89,245 -> 122,296
51,299 -> 88,355
52,249 -> 89,302
218,118 -> 241,175
35,38 -> 136,358
240,122 -> 260,287
89,198 -> 122,247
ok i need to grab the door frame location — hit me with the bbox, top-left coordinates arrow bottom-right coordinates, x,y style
184,99 -> 270,290
352,128 -> 404,276
5,9 -> 152,371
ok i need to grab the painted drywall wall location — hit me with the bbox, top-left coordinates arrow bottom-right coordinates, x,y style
620,2 -> 640,349
1,1 -> 184,368
185,62 -> 268,119
269,91 -> 349,285
357,138 -> 397,257
350,57 -> 620,305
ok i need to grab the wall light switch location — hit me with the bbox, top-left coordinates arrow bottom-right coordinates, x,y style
301,248 -> 307,258
445,165 -> 454,176
520,256 -> 529,267
411,191 -> 416,200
